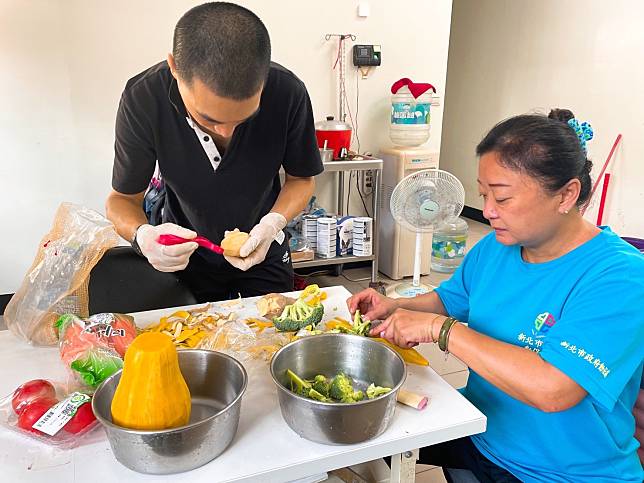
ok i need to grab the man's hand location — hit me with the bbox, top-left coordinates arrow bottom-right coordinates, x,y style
136,223 -> 198,272
224,212 -> 287,271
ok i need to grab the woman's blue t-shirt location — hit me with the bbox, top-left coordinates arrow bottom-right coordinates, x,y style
435,227 -> 644,482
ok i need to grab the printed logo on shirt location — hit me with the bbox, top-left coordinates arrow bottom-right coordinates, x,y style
282,251 -> 290,264
516,312 -> 557,353
559,341 -> 611,378
534,312 -> 556,333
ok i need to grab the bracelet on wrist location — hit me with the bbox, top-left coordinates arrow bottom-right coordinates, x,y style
438,316 -> 459,353
429,314 -> 443,343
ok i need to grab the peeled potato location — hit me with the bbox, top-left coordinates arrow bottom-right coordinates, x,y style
221,229 -> 250,257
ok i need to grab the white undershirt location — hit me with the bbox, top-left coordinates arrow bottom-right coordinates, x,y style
184,116 -> 285,246
185,116 -> 223,172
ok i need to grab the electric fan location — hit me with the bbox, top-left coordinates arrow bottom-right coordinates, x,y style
389,169 -> 465,297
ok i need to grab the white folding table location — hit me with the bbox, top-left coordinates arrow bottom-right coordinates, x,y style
0,286 -> 486,482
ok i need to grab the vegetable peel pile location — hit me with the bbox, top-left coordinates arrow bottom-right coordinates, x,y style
143,306 -> 236,349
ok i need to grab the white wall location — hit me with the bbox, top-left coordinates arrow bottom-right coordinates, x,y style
440,0 -> 644,237
0,0 -> 453,293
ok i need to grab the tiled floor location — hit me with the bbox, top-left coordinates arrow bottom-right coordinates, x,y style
303,218 -> 491,482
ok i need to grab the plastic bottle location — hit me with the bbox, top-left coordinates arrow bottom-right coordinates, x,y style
431,217 -> 469,273
390,85 -> 432,146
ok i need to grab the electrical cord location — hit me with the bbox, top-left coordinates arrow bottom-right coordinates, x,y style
346,170 -> 352,214
354,67 -> 361,153
341,272 -> 371,283
294,269 -> 334,278
355,171 -> 371,218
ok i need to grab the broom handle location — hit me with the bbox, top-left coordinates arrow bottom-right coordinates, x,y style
582,134 -> 621,215
596,173 -> 611,226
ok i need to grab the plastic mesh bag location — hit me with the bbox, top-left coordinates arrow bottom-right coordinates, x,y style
4,203 -> 120,345
56,313 -> 137,388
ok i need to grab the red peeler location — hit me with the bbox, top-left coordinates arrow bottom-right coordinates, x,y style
157,234 -> 224,255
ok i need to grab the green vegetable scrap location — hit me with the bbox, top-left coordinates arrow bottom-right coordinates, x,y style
350,310 -> 371,336
366,383 -> 392,399
333,310 -> 372,336
286,369 -> 331,402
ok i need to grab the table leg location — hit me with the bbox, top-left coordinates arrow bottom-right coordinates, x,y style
390,449 -> 419,483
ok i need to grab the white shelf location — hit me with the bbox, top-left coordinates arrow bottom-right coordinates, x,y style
322,158 -> 382,172
295,157 -> 382,283
292,254 -> 375,269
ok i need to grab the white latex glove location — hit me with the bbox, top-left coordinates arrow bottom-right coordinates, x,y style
136,223 -> 199,272
224,212 -> 287,271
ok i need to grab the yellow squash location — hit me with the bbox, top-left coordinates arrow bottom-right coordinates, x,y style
374,337 -> 429,366
111,332 -> 191,430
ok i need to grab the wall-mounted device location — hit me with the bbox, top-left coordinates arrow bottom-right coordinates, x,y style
352,44 -> 381,67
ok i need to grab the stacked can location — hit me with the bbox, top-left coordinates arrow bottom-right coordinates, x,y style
352,217 -> 373,256
316,217 -> 337,258
301,215 -> 319,251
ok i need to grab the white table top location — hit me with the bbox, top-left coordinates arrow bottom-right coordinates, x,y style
0,286 -> 486,482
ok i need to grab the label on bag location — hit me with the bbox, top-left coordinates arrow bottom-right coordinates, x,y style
32,392 -> 90,436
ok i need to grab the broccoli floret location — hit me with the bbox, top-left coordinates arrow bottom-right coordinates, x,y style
286,369 -> 311,397
286,370 -> 331,402
351,310 -> 371,336
329,372 -> 351,400
366,383 -> 391,399
312,374 -> 330,397
289,370 -> 373,403
308,388 -> 331,402
273,299 -> 324,332
331,311 -> 372,336
329,373 -> 363,402
347,390 -> 364,403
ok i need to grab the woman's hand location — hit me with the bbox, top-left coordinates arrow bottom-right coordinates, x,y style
346,288 -> 399,321
369,308 -> 439,349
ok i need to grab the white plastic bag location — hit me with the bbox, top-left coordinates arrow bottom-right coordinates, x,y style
5,203 -> 120,345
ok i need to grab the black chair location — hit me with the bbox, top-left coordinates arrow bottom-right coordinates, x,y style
88,246 -> 197,315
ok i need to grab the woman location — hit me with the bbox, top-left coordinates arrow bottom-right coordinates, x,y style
349,109 -> 644,482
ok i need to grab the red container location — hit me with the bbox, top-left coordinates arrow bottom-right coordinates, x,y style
315,116 -> 352,159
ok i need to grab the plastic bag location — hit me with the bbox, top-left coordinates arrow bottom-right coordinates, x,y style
0,378 -> 100,449
198,319 -> 292,363
4,203 -> 120,345
56,313 -> 137,388
286,195 -> 326,241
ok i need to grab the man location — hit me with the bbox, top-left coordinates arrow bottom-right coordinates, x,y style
106,2 -> 323,302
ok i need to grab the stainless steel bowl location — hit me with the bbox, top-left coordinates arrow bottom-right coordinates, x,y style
270,333 -> 406,445
92,349 -> 247,474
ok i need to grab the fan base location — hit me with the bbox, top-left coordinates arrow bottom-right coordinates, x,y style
394,282 -> 433,297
